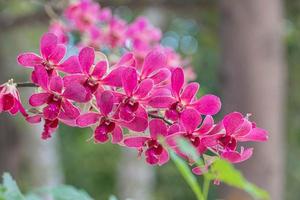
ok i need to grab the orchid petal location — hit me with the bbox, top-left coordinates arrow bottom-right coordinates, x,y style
124,136 -> 148,147
149,119 -> 168,138
134,78 -> 153,99
171,68 -> 184,98
96,90 -> 114,116
223,112 -> 244,135
61,100 -> 80,119
122,67 -> 137,96
92,60 -> 107,79
142,50 -> 166,77
111,125 -> 123,144
49,76 -> 63,94
181,82 -> 199,104
192,94 -> 221,115
40,33 -> 57,59
102,66 -> 125,87
58,56 -> 82,74
79,47 -> 94,73
17,53 -> 42,67
48,44 -> 66,64
180,108 -> 201,133
29,93 -> 50,107
76,112 -> 101,127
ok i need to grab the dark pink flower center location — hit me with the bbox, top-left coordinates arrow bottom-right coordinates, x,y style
218,135 -> 237,150
123,97 -> 139,113
184,133 -> 200,147
146,139 -> 163,155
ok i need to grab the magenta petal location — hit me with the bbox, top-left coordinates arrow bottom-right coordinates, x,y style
48,44 -> 66,64
149,119 -> 168,138
222,112 -> 244,135
58,56 -> 82,74
43,102 -> 60,120
94,125 -> 109,143
192,94 -> 221,115
134,79 -> 153,99
158,148 -> 169,166
17,53 -> 42,67
63,80 -> 90,102
49,76 -> 63,93
181,82 -> 199,104
124,136 -> 148,147
96,90 -> 114,116
117,52 -> 136,67
119,107 -> 135,122
121,116 -> 148,132
61,100 -> 80,119
239,128 -> 268,142
34,65 -> 49,90
76,112 -> 101,127
29,93 -> 50,107
201,134 -> 223,147
148,96 -> 175,108
122,67 -> 137,96
171,68 -> 184,98
198,115 -> 214,134
63,74 -> 86,87
92,61 -> 108,79
26,115 -> 42,124
79,47 -> 95,73
40,33 -> 58,59
180,108 -> 202,133
102,66 -> 126,87
149,68 -> 170,85
111,125 -> 123,144
221,148 -> 253,163
234,120 -> 252,137
142,50 -> 166,78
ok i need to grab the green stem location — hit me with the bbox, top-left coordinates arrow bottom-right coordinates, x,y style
203,176 -> 210,200
170,151 -> 205,200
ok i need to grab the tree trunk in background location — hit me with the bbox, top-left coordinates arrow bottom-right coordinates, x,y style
219,0 -> 286,199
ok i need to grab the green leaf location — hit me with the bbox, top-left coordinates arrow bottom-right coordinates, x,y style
170,151 -> 204,200
50,185 -> 94,200
207,159 -> 269,200
2,173 -> 25,200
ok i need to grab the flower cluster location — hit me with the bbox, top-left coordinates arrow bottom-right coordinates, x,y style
1,0 -> 268,177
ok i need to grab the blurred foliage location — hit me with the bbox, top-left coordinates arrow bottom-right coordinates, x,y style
0,172 -> 95,200
285,0 -> 300,200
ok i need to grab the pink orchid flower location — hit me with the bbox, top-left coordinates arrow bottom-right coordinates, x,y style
202,112 -> 268,163
63,47 -> 126,102
29,71 -> 80,122
124,119 -> 169,165
167,108 -> 214,159
17,33 -> 78,77
76,90 -> 148,143
0,80 -> 27,116
113,67 -> 154,122
64,0 -> 101,32
127,17 -> 162,55
149,67 -> 221,121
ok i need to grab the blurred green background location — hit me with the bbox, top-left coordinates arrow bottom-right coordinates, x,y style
0,0 -> 299,200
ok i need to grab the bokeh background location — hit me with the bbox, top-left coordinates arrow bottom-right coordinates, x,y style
0,0 -> 298,200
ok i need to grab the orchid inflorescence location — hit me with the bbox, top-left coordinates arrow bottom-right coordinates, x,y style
0,0 -> 268,176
